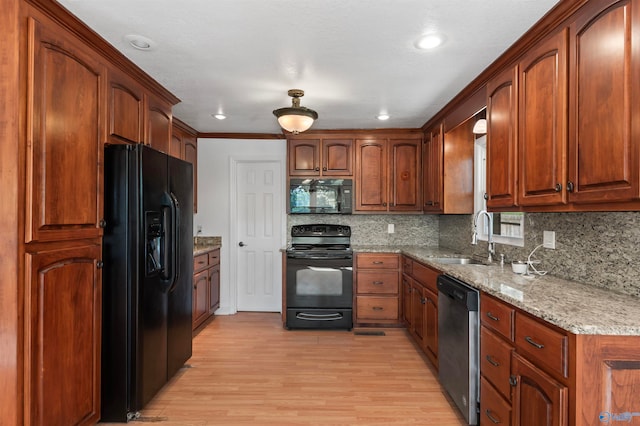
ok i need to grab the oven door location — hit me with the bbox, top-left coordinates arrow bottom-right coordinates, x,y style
286,256 -> 353,309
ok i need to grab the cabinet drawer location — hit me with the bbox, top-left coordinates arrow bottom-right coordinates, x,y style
480,376 -> 512,426
402,256 -> 413,275
515,312 -> 568,378
356,253 -> 399,269
208,249 -> 220,266
357,271 -> 399,294
356,296 -> 399,320
481,294 -> 514,341
481,326 -> 514,401
193,253 -> 209,272
412,261 -> 440,292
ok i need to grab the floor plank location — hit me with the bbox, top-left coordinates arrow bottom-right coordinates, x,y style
100,312 -> 466,425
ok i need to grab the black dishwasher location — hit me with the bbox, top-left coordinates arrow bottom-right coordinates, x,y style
437,274 -> 479,426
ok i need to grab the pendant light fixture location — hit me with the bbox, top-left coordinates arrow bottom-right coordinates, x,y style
272,89 -> 318,134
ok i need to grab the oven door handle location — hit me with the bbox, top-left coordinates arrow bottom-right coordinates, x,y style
296,312 -> 344,321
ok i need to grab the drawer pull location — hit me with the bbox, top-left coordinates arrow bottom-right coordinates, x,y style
372,261 -> 384,265
485,409 -> 501,424
485,355 -> 500,367
486,312 -> 500,321
372,306 -> 384,311
525,336 -> 545,349
372,281 -> 384,285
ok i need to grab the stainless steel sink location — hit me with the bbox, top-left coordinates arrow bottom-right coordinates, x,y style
431,257 -> 485,265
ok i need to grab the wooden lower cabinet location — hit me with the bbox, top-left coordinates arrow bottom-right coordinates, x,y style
354,253 -> 401,326
192,248 -> 221,330
479,292 -> 640,426
402,256 -> 440,368
25,244 -> 102,426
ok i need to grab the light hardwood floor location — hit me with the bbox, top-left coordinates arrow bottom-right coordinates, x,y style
100,313 -> 465,425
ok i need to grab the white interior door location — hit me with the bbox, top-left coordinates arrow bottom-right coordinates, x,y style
235,160 -> 283,312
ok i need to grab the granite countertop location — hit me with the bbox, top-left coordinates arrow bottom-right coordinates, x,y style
194,244 -> 221,256
352,245 -> 640,336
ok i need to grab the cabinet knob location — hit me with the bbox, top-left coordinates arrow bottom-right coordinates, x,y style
509,375 -> 518,387
420,297 -> 426,305
425,201 -> 433,206
99,219 -> 107,228
567,180 -> 575,192
239,241 -> 247,247
382,202 -> 387,207
315,167 -> 320,171
484,193 -> 489,200
96,260 -> 104,269
555,183 -> 562,192
322,166 -> 327,171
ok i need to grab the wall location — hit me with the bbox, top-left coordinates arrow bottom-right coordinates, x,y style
440,212 -> 640,297
195,138 -> 287,314
288,214 -> 439,246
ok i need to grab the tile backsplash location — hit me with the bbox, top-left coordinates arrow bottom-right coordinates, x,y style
287,214 -> 439,246
440,212 -> 640,298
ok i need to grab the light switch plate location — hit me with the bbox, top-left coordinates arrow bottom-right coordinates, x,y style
543,230 -> 556,249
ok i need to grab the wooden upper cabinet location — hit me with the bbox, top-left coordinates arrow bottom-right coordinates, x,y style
423,124 -> 443,213
355,138 -> 388,211
146,93 -> 172,154
26,17 -> 104,243
172,120 -> 198,212
25,244 -> 102,426
288,139 -> 321,175
518,29 -> 569,206
170,132 -> 183,159
322,139 -> 353,176
288,138 -> 353,176
442,120 -> 474,214
568,0 -> 640,203
486,65 -> 519,210
107,68 -> 144,145
389,138 -> 422,211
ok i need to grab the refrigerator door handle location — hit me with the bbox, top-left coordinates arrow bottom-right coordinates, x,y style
168,191 -> 181,293
161,203 -> 173,284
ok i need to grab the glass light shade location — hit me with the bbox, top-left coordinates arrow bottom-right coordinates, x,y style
277,114 -> 315,134
473,118 -> 487,134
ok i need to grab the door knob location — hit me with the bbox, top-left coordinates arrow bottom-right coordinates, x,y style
238,242 -> 247,247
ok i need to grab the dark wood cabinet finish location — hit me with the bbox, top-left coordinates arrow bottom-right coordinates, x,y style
355,138 -> 388,211
389,139 -> 422,211
322,138 -> 353,175
486,65 -> 519,209
25,244 -> 102,426
568,0 -> 640,204
146,93 -> 172,154
354,253 -> 401,326
193,248 -> 220,331
288,138 -> 353,176
423,124 -> 443,212
511,352 -> 568,426
172,120 -> 198,212
288,138 -> 321,176
518,29 -> 569,206
27,17 -> 104,243
107,68 -> 144,145
192,269 -> 209,328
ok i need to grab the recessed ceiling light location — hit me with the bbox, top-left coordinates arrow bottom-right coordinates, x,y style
213,114 -> 226,120
415,33 -> 444,50
124,34 -> 156,51
377,114 -> 390,121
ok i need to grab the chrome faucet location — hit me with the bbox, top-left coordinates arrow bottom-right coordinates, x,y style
472,210 -> 495,263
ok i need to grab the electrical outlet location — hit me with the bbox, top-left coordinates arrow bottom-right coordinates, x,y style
543,231 -> 556,249
387,224 -> 395,234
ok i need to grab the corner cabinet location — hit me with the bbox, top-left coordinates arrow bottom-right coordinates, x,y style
355,137 -> 422,212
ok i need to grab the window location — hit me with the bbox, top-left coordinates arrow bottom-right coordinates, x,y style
474,135 -> 524,247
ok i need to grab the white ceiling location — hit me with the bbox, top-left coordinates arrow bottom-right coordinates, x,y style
57,0 -> 559,134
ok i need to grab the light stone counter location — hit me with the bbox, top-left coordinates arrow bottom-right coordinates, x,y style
352,245 -> 640,336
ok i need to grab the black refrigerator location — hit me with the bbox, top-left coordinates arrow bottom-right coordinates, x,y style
101,144 -> 193,422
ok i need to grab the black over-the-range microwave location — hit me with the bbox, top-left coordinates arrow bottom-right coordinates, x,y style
288,178 -> 353,214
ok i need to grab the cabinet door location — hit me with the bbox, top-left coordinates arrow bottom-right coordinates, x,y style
568,0 -> 640,203
389,139 -> 422,211
411,283 -> 425,345
424,288 -> 438,366
288,139 -> 320,176
27,18 -> 104,243
25,244 -> 102,426
511,353 -> 568,426
208,264 -> 220,314
146,94 -> 172,154
170,128 -> 184,159
107,67 -> 144,145
487,66 -> 519,209
518,29 -> 568,206
322,139 -> 353,175
423,125 -> 443,212
355,139 -> 388,211
183,137 -> 198,213
402,275 -> 412,328
192,270 -> 209,329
